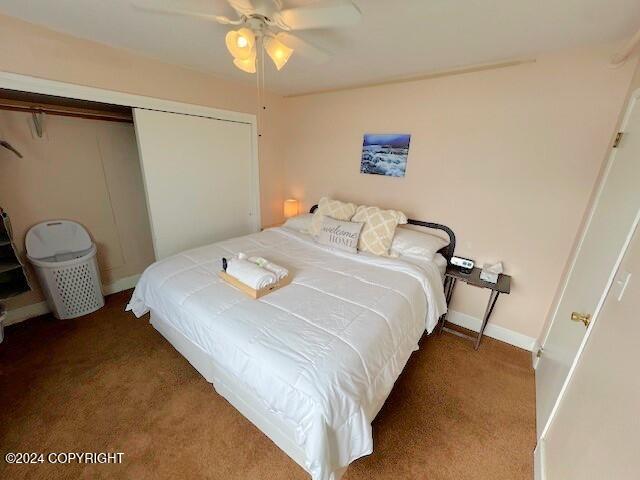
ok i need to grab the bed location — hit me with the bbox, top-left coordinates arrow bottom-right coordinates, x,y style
127,207 -> 455,480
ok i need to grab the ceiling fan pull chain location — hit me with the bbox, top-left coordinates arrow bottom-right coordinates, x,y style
256,32 -> 267,140
262,36 -> 267,112
256,38 -> 260,138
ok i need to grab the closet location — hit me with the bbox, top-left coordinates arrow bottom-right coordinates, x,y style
0,82 -> 258,321
133,108 -> 258,260
0,90 -> 153,315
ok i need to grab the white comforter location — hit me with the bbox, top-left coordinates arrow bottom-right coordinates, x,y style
127,227 -> 446,479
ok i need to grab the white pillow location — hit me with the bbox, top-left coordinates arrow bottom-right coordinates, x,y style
316,216 -> 363,253
390,226 -> 449,259
282,213 -> 314,233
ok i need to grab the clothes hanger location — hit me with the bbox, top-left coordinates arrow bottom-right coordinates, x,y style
0,140 -> 22,158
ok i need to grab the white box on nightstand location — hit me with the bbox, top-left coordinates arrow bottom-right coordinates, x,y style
480,262 -> 503,284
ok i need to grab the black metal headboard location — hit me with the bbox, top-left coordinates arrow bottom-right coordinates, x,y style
309,205 -> 456,262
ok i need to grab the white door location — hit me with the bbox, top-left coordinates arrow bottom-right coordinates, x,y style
535,92 -> 640,436
542,218 -> 640,479
133,108 -> 259,260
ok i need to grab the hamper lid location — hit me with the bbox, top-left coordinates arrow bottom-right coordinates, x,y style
25,220 -> 93,260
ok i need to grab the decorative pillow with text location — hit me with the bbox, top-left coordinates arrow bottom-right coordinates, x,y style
316,216 -> 364,253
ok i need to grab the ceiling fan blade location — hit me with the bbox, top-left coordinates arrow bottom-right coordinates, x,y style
131,0 -> 238,24
276,32 -> 330,64
227,0 -> 255,16
274,0 -> 361,30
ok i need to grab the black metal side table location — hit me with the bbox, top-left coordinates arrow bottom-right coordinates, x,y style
441,266 -> 511,350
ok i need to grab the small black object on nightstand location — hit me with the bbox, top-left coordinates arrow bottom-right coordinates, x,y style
441,266 -> 511,350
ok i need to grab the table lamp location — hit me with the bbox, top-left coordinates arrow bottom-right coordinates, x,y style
283,198 -> 299,218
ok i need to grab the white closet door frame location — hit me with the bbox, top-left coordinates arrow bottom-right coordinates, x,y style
0,71 -> 260,228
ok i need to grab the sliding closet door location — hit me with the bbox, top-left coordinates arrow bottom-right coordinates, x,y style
133,108 -> 258,260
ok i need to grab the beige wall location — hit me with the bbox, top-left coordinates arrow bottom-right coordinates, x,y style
0,14 -> 286,228
1,14 -> 637,341
533,61 -> 640,348
0,111 -> 155,310
280,45 -> 637,339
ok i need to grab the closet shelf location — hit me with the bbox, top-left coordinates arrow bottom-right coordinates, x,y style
0,259 -> 22,274
0,281 -> 29,299
0,209 -> 31,301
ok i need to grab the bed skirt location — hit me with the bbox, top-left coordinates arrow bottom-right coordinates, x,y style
149,310 -> 349,480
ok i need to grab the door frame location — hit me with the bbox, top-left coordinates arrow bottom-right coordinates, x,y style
0,71 -> 261,231
534,87 -> 640,479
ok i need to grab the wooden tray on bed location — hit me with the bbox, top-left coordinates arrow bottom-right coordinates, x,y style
218,271 -> 292,299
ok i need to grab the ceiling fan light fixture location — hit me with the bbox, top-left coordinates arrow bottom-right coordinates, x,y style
233,52 -> 257,74
265,36 -> 293,71
225,27 -> 255,61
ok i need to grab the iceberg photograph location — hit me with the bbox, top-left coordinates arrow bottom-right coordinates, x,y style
360,134 -> 411,177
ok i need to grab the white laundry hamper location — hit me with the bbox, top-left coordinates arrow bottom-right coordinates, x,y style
26,220 -> 104,319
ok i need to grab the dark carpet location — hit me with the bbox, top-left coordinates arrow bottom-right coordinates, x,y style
0,290 -> 535,479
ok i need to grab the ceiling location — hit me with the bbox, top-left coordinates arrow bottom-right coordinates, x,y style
1,0 -> 639,95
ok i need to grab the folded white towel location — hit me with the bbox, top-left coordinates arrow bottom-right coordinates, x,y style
265,263 -> 289,281
247,256 -> 269,267
248,256 -> 289,281
226,258 -> 277,290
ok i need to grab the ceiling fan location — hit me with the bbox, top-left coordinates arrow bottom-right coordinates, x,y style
133,0 -> 362,73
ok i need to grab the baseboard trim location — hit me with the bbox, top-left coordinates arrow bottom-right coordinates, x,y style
445,309 -> 536,351
3,274 -> 140,327
4,301 -> 50,327
534,441 -> 544,480
102,274 -> 140,296
531,339 -> 542,369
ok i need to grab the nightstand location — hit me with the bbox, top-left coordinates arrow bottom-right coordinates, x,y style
441,266 -> 511,350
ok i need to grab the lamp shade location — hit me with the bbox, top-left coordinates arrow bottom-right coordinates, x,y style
225,28 -> 256,61
233,53 -> 256,74
283,198 -> 299,218
265,37 -> 293,71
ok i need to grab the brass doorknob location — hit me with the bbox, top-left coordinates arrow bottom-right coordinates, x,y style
571,311 -> 591,327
